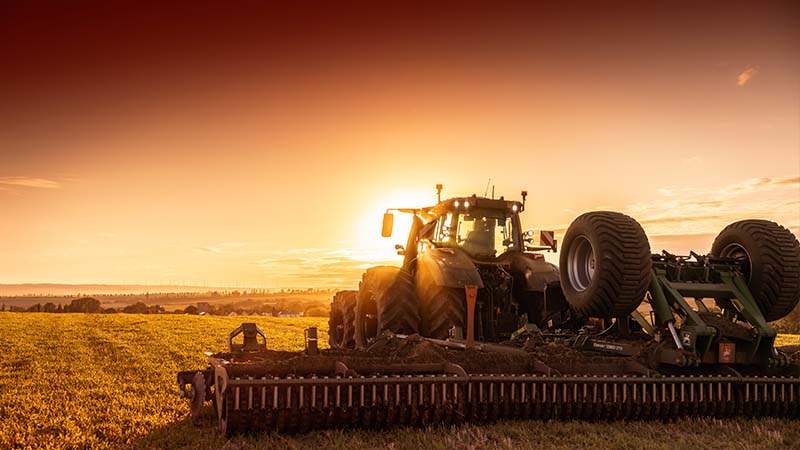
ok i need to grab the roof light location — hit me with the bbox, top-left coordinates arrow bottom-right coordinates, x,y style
512,204 -> 518,212
454,200 -> 460,207
464,201 -> 470,208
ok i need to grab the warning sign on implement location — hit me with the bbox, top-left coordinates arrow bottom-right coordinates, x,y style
541,230 -> 555,248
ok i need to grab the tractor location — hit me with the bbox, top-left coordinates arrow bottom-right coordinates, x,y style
330,184 -> 800,370
180,184 -> 800,434
330,185 -> 568,349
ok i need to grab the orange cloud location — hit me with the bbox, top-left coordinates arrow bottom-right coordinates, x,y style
737,65 -> 759,86
534,175 -> 799,263
0,177 -> 62,189
626,175 -> 799,238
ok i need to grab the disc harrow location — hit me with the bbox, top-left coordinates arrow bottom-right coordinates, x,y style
214,371 -> 800,434
179,322 -> 800,434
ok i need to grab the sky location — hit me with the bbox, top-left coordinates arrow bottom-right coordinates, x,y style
1,1 -> 798,289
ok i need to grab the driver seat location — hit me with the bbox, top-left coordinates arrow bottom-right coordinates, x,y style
462,226 -> 494,256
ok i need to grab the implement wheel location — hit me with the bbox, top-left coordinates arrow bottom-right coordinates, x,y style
355,267 -> 420,349
711,220 -> 800,321
559,211 -> 651,318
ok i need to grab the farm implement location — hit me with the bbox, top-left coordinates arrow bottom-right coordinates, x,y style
179,185 -> 800,434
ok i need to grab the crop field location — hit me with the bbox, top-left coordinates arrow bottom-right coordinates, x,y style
1,312 -> 799,450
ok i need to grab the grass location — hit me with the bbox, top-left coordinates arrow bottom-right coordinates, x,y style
0,312 -> 798,450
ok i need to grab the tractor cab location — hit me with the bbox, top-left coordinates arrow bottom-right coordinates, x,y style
381,187 -> 555,265
425,196 -> 524,261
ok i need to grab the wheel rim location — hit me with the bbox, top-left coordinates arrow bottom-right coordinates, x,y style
567,235 -> 596,292
720,243 -> 752,282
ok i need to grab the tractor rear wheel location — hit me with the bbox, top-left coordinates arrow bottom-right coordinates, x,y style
354,267 -> 419,349
711,220 -> 800,321
341,291 -> 357,349
559,211 -> 651,318
189,371 -> 206,420
329,290 -> 356,349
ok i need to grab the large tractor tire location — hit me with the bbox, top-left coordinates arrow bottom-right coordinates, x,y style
420,287 -> 466,339
341,291 -> 357,349
710,220 -> 800,322
328,290 -> 356,349
559,211 -> 651,318
417,267 -> 466,339
354,267 -> 420,349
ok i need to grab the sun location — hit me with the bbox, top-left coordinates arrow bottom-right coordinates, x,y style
353,189 -> 439,263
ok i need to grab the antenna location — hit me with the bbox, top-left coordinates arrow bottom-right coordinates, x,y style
436,184 -> 443,202
492,185 -> 495,199
484,178 -> 492,197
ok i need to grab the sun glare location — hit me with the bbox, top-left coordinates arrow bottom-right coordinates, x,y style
353,189 -> 439,263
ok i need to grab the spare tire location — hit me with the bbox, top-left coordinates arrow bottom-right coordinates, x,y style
559,211 -> 651,318
710,220 -> 800,322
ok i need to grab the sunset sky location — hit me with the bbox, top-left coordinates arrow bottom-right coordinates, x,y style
1,1 -> 798,289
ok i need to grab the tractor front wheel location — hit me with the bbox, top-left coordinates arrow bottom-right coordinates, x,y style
417,265 -> 466,339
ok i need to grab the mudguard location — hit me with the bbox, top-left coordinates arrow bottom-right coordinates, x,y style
416,248 -> 484,289
508,253 -> 559,292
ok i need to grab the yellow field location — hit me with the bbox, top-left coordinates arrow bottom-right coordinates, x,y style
1,312 -> 798,450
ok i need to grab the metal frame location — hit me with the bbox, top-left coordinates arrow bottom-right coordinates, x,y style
647,252 -> 781,368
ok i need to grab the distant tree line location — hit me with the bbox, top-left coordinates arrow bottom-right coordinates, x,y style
0,297 -> 330,317
2,296 -> 798,327
13,297 -> 104,313
0,298 -> 165,314
2,287 -> 336,299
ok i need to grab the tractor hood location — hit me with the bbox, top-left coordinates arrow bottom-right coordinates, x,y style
416,247 -> 484,289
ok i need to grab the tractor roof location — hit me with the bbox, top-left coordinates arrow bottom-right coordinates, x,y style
395,195 -> 523,217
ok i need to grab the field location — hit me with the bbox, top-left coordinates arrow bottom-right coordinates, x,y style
1,313 -> 799,450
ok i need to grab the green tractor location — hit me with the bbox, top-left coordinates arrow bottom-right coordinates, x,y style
330,185 -> 565,350
330,184 -> 800,371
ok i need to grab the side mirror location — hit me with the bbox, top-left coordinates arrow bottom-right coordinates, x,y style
381,213 -> 394,237
524,230 -> 535,242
